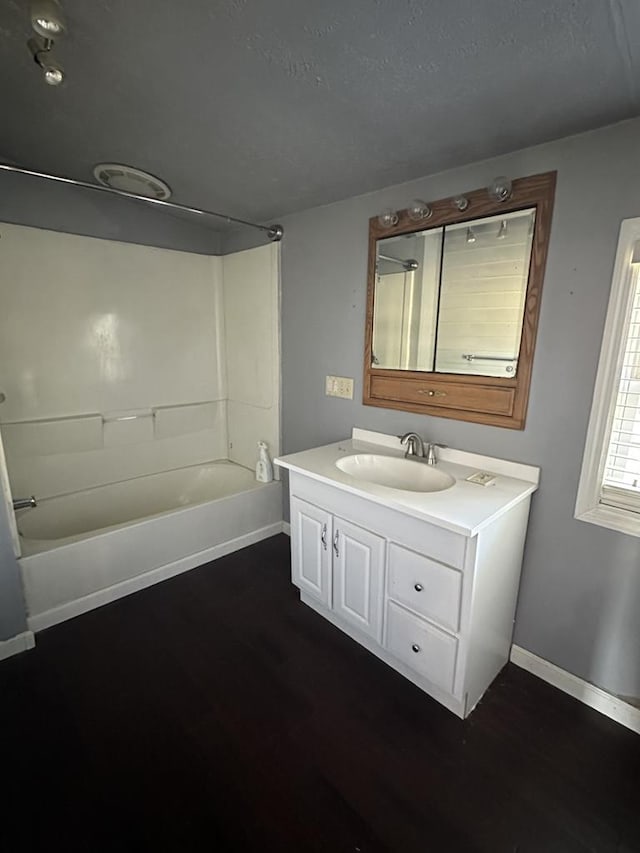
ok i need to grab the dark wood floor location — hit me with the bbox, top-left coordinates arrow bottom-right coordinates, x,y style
1,535 -> 638,852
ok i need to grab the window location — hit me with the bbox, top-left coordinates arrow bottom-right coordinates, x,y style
576,218 -> 640,535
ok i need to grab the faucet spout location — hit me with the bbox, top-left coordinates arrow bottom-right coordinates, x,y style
13,496 -> 37,510
399,432 -> 425,458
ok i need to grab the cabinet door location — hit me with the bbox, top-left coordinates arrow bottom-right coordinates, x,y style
332,517 -> 385,641
290,496 -> 332,606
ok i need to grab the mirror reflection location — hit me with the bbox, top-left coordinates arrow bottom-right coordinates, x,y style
372,208 -> 536,378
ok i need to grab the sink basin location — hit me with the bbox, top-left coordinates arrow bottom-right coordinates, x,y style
335,454 -> 455,493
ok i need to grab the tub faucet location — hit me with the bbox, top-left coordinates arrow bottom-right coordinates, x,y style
13,496 -> 37,510
399,432 -> 425,458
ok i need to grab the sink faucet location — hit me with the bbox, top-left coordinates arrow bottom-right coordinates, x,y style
12,496 -> 37,510
399,432 -> 425,458
399,434 -> 446,465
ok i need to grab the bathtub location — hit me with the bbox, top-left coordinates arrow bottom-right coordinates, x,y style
18,460 -> 282,631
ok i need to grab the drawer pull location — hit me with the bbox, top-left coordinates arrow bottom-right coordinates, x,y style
419,389 -> 447,397
321,523 -> 327,551
411,643 -> 421,653
333,530 -> 340,558
414,583 -> 423,592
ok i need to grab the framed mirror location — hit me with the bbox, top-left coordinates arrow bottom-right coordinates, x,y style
363,171 -> 556,429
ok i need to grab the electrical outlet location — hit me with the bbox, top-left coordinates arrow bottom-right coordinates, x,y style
325,375 -> 354,399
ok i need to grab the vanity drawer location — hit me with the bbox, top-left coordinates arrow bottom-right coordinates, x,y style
387,544 -> 461,633
385,601 -> 457,693
370,376 -> 515,417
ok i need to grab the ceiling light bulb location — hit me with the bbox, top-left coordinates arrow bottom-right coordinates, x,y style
407,199 -> 432,221
378,208 -> 399,228
43,64 -> 64,85
30,0 -> 66,38
453,195 -> 468,212
488,176 -> 512,202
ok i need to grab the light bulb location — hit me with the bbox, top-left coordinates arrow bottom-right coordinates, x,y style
377,208 -> 399,228
453,195 -> 468,212
30,0 -> 66,38
407,199 -> 431,221
488,176 -> 512,202
43,64 -> 64,85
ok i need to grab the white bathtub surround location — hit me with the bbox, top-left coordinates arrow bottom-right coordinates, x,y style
0,223 -> 282,630
21,463 -> 282,630
222,245 -> 280,472
276,429 -> 539,718
0,225 -> 281,501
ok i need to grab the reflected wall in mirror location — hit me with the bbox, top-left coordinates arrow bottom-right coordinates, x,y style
364,172 -> 556,429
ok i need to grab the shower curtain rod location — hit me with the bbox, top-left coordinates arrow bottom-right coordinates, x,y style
377,253 -> 419,271
0,163 -> 284,242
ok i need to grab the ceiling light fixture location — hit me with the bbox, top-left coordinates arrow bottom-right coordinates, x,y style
27,0 -> 66,86
27,36 -> 64,86
30,0 -> 66,37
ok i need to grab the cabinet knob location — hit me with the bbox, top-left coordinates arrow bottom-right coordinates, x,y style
414,583 -> 423,592
411,643 -> 421,653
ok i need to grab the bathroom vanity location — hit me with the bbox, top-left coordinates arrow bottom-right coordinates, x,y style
275,429 -> 539,718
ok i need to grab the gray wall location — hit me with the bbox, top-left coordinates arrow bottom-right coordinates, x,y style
276,117 -> 640,699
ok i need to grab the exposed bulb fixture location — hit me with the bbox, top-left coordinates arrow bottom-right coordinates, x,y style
378,208 -> 399,228
453,195 -> 469,212
488,176 -> 512,202
28,37 -> 64,85
466,227 -> 476,244
407,199 -> 432,221
43,63 -> 64,85
497,219 -> 508,239
27,0 -> 66,86
30,0 -> 66,38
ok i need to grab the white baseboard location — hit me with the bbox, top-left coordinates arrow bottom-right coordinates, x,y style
0,630 -> 35,661
282,521 -> 290,536
511,645 -> 640,736
28,522 -> 284,633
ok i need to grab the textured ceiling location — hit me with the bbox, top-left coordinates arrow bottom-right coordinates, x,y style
1,0 -> 640,225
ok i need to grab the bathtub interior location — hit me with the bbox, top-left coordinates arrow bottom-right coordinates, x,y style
17,459 -> 272,555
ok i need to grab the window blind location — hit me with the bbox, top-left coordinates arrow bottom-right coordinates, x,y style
601,260 -> 640,512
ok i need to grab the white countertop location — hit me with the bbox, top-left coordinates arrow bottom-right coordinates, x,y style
275,429 -> 539,537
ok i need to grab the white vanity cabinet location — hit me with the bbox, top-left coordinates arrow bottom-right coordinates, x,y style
291,496 -> 385,641
283,463 -> 536,718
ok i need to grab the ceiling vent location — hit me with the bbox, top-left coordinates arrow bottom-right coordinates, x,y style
92,164 -> 172,200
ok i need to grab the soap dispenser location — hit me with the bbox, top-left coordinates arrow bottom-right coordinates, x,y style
255,440 -> 274,483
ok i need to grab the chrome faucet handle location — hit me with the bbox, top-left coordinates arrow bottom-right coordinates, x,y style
425,442 -> 446,465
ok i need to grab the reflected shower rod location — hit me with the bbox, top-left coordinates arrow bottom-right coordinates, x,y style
0,163 -> 284,242
377,253 -> 419,271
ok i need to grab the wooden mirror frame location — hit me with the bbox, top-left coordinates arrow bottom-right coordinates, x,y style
363,171 -> 556,429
